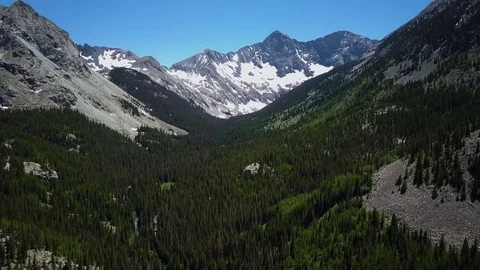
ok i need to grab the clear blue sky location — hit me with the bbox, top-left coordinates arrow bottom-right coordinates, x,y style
1,0 -> 432,67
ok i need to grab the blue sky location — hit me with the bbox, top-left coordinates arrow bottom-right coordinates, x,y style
1,0 -> 431,67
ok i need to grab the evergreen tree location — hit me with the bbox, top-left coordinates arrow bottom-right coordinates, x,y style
460,238 -> 470,268
414,152 -> 424,186
396,175 -> 402,186
432,188 -> 439,200
451,153 -> 463,191
400,181 -> 408,194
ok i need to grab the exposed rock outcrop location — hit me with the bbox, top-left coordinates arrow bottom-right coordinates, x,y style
244,163 -> 261,175
23,161 -> 58,181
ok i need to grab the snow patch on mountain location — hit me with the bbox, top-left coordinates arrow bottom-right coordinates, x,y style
77,44 -> 139,72
226,100 -> 268,115
97,49 -> 136,70
79,52 -> 93,61
168,69 -> 209,90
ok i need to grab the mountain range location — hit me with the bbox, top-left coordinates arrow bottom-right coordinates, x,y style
0,0 -> 377,126
77,30 -> 377,117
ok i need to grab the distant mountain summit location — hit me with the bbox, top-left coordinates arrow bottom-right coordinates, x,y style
169,30 -> 378,116
307,30 -> 378,66
78,30 -> 377,118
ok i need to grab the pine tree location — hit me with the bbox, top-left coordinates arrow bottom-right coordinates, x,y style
460,185 -> 467,201
451,153 -> 463,191
433,162 -> 440,186
5,237 -> 16,265
424,154 -> 431,169
400,181 -> 408,194
432,188 -> 439,200
470,239 -> 478,263
414,153 -> 424,187
395,175 -> 402,186
409,152 -> 416,164
424,170 -> 431,186
460,238 -> 470,268
51,252 -> 56,269
438,235 -> 446,258
0,244 -> 4,268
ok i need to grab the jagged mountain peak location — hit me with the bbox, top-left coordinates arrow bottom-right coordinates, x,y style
5,1 -> 42,24
199,49 -> 226,62
316,30 -> 371,45
10,0 -> 34,10
1,0 -> 86,74
171,48 -> 228,73
264,30 -> 291,41
327,30 -> 357,36
262,30 -> 296,52
202,48 -> 216,54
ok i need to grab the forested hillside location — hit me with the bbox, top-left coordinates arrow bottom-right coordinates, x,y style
1,0 -> 480,269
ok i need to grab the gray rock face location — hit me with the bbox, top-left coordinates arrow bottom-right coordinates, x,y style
1,1 -> 87,74
0,1 -> 186,137
48,90 -> 77,107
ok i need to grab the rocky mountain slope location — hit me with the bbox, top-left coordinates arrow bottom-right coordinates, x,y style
0,1 -> 186,137
78,31 -> 377,118
108,68 -> 221,134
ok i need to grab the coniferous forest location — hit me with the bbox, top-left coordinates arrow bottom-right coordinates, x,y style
1,0 -> 480,269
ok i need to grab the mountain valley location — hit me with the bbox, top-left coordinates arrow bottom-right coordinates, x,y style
1,0 -> 480,269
